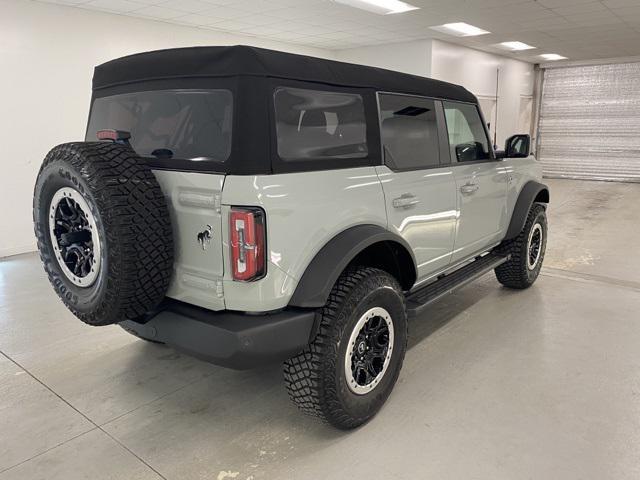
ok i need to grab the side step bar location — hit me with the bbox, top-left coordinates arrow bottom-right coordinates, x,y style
405,252 -> 510,318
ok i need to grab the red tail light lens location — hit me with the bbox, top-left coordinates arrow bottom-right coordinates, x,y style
229,207 -> 266,281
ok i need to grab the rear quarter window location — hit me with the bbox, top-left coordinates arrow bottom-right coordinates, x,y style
274,87 -> 368,161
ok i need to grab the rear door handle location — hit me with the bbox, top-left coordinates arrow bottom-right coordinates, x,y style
460,182 -> 479,195
392,193 -> 420,209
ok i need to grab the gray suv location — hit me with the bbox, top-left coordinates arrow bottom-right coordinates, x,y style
33,46 -> 549,429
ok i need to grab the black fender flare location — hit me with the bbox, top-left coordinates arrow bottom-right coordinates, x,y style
504,181 -> 550,241
288,225 -> 417,308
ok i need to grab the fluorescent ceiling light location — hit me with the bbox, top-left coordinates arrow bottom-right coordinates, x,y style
540,53 -> 567,61
429,22 -> 490,37
333,0 -> 419,15
498,41 -> 536,51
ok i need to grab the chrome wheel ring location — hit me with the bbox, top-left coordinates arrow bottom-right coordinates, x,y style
48,187 -> 101,287
527,223 -> 543,270
345,307 -> 395,395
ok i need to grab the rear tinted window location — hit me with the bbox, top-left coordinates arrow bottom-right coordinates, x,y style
274,87 -> 367,161
86,89 -> 233,162
379,94 -> 440,170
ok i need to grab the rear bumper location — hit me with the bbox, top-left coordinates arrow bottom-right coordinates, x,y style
119,300 -> 316,370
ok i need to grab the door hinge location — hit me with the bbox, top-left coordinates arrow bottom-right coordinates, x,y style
215,279 -> 224,298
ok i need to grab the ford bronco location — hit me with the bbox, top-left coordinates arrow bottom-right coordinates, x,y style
33,46 -> 549,429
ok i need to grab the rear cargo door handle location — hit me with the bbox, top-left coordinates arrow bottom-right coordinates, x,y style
392,194 -> 420,209
460,182 -> 479,195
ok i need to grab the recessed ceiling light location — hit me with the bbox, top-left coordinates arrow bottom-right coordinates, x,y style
498,41 -> 536,51
540,53 -> 567,61
333,0 -> 419,15
429,22 -> 490,37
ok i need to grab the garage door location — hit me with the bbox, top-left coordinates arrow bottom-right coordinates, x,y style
538,62 -> 640,182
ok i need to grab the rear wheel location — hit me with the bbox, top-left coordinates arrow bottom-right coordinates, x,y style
495,203 -> 547,289
283,267 -> 407,429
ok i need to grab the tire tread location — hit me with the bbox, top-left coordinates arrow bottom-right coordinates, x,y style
33,142 -> 173,326
495,203 -> 546,289
283,267 -> 406,429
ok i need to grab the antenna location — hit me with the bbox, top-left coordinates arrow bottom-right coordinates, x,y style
494,68 -> 499,148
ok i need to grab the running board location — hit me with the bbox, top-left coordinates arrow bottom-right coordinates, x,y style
405,253 -> 510,318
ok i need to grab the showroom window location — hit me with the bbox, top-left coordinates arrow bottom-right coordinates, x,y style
378,93 -> 440,170
86,89 -> 233,162
443,101 -> 490,162
273,87 -> 368,161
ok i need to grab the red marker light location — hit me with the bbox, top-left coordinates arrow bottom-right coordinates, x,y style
96,129 -> 131,142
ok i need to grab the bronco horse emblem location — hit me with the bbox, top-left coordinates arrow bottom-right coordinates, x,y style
197,225 -> 213,250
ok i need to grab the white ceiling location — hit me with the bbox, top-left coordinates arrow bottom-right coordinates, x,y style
36,0 -> 640,62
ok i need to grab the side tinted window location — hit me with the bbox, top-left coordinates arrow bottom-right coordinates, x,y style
378,94 -> 440,170
274,87 -> 367,161
443,101 -> 490,162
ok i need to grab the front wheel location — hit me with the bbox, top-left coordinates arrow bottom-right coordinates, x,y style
283,267 -> 407,429
495,203 -> 547,289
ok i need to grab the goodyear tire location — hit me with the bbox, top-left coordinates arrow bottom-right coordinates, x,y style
33,142 -> 173,326
495,203 -> 547,289
284,267 -> 407,429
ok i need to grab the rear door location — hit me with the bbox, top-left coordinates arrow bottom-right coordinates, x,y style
376,93 -> 457,281
86,88 -> 234,310
152,171 -> 226,311
442,101 -> 508,263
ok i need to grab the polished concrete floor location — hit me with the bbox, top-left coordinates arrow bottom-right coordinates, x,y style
1,178 -> 639,480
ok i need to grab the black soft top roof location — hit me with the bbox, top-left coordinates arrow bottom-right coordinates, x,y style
93,45 -> 477,103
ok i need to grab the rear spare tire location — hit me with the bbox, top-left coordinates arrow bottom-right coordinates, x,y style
33,142 -> 173,326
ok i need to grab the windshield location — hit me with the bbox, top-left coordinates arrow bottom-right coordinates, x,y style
86,89 -> 233,162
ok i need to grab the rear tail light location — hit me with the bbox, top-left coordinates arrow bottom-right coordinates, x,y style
229,207 -> 266,281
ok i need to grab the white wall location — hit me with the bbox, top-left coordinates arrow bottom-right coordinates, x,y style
430,40 -> 534,146
334,39 -> 432,77
0,0 -> 333,258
